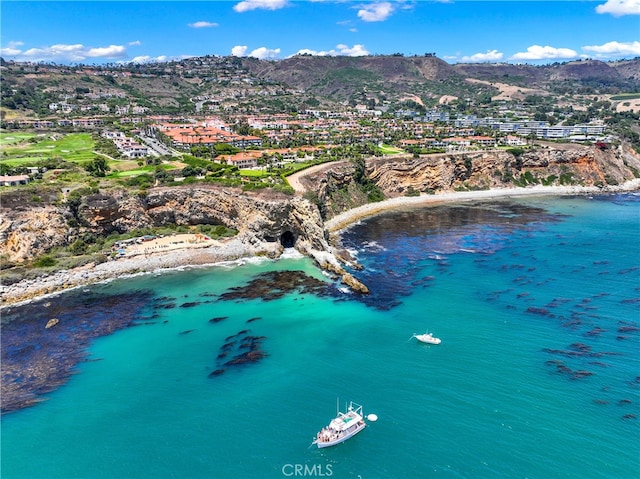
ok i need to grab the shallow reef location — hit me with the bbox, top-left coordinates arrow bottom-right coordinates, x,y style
1,290 -> 154,413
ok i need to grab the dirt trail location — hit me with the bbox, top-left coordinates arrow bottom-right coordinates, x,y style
287,162 -> 338,193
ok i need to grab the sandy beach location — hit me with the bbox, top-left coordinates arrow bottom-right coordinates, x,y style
324,181 -> 640,233
2,181 -> 638,307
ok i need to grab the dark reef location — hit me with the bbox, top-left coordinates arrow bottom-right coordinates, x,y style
218,270 -> 331,302
208,329 -> 269,378
1,290 -> 154,413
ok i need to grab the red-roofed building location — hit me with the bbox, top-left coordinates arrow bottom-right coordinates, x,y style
217,151 -> 262,169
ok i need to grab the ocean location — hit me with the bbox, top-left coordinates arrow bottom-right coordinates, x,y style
2,193 -> 639,479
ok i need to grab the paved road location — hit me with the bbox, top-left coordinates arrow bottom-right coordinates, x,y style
138,134 -> 178,157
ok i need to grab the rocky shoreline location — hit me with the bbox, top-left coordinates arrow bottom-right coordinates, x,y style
2,182 -> 639,308
0,238 -> 267,308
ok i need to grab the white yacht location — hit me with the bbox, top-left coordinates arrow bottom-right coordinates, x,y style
313,402 -> 367,448
413,332 -> 441,345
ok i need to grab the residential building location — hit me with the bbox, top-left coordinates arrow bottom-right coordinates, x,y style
0,175 -> 30,186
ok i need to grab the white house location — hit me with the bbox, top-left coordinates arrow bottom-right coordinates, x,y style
0,175 -> 30,186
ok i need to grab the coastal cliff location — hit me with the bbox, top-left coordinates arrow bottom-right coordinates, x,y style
368,144 -> 640,194
1,187 -> 321,262
1,144 -> 639,303
0,186 -> 369,302
299,143 -> 640,219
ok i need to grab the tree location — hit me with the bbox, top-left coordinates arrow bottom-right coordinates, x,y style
85,157 -> 110,177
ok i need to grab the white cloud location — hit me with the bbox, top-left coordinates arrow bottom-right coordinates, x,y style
461,49 -> 504,63
3,42 -> 128,62
357,2 -> 395,22
231,45 -> 280,59
188,21 -> 219,28
129,40 -> 142,46
249,46 -> 281,59
123,54 -> 194,65
293,44 -> 370,57
510,45 -> 578,61
335,44 -> 369,56
233,0 -> 288,13
582,40 -> 640,57
0,41 -> 24,56
595,0 -> 640,16
86,45 -> 127,58
231,45 -> 248,56
128,55 -> 169,64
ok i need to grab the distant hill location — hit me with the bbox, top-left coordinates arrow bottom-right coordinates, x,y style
246,55 -> 640,98
1,54 -> 639,118
241,55 -> 455,93
237,55 -> 640,109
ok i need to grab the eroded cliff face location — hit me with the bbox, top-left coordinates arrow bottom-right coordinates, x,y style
367,144 -> 640,196
0,186 -> 329,263
2,145 -> 638,270
0,206 -> 70,263
300,144 -> 640,219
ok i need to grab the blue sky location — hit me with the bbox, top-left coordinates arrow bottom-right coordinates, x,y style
1,1 -> 639,65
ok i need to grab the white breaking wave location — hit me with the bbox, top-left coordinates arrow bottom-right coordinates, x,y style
279,248 -> 305,260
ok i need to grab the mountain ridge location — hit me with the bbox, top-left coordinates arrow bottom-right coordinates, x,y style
2,54 -> 638,118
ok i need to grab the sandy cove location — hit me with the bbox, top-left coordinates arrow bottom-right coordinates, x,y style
2,181 -> 639,308
324,181 -> 640,233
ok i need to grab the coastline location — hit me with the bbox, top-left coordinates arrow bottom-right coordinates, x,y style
0,238 -> 260,309
324,180 -> 640,233
2,181 -> 639,308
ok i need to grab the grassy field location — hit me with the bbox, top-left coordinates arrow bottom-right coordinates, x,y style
108,163 -> 177,178
0,132 -> 96,166
0,132 -> 37,146
239,168 -> 268,177
378,144 -> 404,155
240,161 -> 316,177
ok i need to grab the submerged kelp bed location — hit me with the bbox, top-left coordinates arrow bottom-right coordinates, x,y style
339,200 -> 567,310
1,290 -> 154,413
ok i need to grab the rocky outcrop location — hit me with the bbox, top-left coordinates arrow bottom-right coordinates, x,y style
297,161 -> 373,218
366,144 -> 640,197
0,185 -> 370,294
2,144 -> 638,297
0,205 -> 70,263
1,186 -> 319,262
297,144 -> 640,220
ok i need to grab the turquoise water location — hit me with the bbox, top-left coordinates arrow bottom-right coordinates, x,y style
2,194 -> 639,479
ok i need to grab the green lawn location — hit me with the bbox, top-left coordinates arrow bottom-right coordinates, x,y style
240,161 -> 315,177
1,132 -> 96,166
239,168 -> 268,177
378,144 -> 404,155
108,163 -> 176,178
0,132 -> 37,146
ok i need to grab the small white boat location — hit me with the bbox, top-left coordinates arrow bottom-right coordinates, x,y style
312,401 -> 367,448
413,332 -> 441,345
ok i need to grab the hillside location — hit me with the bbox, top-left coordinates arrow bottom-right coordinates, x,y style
242,55 -> 640,103
241,55 -> 456,99
2,55 -> 639,118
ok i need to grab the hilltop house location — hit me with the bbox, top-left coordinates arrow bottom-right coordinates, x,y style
0,175 -> 30,187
